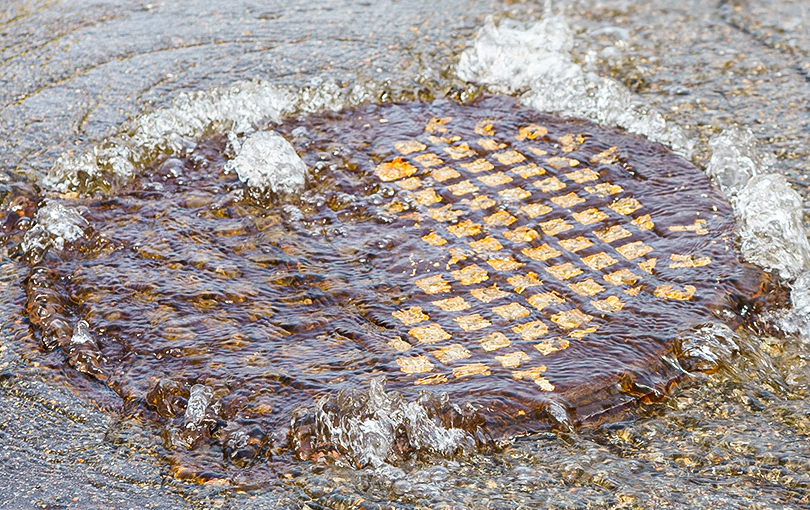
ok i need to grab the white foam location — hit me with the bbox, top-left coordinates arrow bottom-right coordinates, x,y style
766,271 -> 810,343
733,174 -> 810,280
47,151 -> 103,192
308,378 -> 475,468
132,80 -> 296,154
456,17 -> 579,94
295,75 -> 389,114
20,202 -> 89,257
70,320 -> 95,346
298,77 -> 347,113
184,384 -> 214,429
456,16 -> 694,157
44,80 -> 296,192
224,131 -> 307,193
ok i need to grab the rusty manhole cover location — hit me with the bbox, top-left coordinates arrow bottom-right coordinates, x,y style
21,95 -> 766,471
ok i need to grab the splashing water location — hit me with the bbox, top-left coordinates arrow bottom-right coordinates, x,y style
702,128 -> 810,282
456,15 -> 694,157
20,202 -> 90,263
705,127 -> 775,198
677,322 -> 741,374
455,12 -> 810,297
224,131 -> 307,194
43,80 -> 297,192
294,378 -> 476,469
14,95 -> 776,484
3,4 -> 810,506
733,174 -> 810,281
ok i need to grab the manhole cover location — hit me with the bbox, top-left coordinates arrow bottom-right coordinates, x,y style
22,95 -> 766,470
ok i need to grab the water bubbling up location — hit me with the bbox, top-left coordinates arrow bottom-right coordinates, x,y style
11,96 -> 777,483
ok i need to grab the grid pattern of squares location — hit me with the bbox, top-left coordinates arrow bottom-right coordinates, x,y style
376,117 -> 711,390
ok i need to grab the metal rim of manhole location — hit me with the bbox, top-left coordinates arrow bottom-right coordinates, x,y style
20,94 -> 770,471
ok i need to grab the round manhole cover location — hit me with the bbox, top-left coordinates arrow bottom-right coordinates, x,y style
23,95 -> 765,469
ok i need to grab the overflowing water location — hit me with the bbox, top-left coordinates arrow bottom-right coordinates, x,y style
225,130 -> 307,193
456,14 -> 694,157
2,1 -> 810,509
734,173 -> 810,281
43,80 -> 296,192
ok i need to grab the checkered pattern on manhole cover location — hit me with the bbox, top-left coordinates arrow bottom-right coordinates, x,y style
22,96 -> 766,454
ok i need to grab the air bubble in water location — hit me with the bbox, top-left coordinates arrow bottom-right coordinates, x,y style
706,127 -> 773,198
455,15 -> 694,157
733,174 -> 810,280
224,131 -> 307,194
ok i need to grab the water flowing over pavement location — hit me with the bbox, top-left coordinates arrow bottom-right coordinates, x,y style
2,1 -> 810,509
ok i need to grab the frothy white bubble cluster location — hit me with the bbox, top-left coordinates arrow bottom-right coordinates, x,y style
225,131 -> 307,194
456,15 -> 810,287
21,201 -> 89,259
456,16 -> 694,157
44,80 -> 297,192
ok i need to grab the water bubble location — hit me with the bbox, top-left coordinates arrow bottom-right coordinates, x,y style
456,15 -> 694,157
223,130 -> 307,194
706,127 -> 770,198
678,323 -> 741,373
20,202 -> 89,263
733,174 -> 810,280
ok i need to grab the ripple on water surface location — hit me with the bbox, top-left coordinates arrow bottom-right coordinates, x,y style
15,95 -> 772,481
